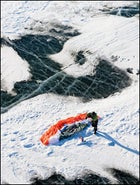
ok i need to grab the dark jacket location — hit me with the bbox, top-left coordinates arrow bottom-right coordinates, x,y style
91,119 -> 98,127
86,112 -> 98,128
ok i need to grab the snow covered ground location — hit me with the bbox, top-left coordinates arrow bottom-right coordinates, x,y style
1,1 -> 139,184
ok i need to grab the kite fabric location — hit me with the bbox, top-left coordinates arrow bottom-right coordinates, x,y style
40,113 -> 87,145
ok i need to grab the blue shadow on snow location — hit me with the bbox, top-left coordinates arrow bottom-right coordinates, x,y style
97,131 -> 139,155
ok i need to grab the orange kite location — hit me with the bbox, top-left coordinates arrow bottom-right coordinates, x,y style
40,113 -> 87,145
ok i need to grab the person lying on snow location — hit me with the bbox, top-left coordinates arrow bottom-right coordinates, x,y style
86,111 -> 99,134
40,112 -> 100,145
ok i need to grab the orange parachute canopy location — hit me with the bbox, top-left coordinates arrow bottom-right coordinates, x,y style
40,113 -> 87,145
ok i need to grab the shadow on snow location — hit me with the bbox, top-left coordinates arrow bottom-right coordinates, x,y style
97,131 -> 139,155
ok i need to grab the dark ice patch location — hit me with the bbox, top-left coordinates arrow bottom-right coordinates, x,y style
75,51 -> 86,65
1,37 -> 12,47
30,168 -> 139,185
100,6 -> 139,17
1,25 -> 132,113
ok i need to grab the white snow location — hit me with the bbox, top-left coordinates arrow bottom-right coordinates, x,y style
1,1 -> 139,184
50,15 -> 139,77
1,46 -> 32,95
